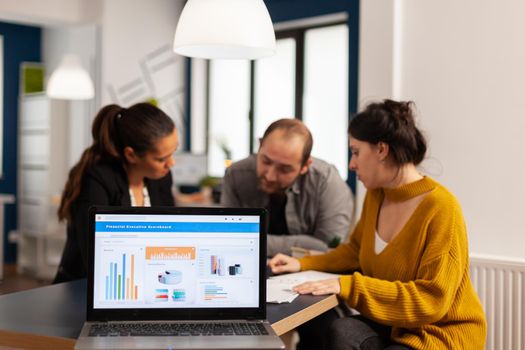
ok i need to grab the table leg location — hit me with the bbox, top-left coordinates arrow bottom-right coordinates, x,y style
279,330 -> 299,350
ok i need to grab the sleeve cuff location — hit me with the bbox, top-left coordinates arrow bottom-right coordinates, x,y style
298,256 -> 317,271
338,275 -> 353,301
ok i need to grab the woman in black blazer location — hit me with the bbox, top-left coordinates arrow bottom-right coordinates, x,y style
54,103 -> 178,283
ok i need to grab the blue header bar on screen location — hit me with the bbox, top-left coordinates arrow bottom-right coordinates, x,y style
95,222 -> 260,233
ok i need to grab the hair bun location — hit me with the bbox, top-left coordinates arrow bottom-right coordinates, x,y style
383,99 -> 414,127
349,99 -> 426,166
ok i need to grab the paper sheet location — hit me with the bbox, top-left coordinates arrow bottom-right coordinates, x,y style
267,279 -> 299,303
266,270 -> 341,304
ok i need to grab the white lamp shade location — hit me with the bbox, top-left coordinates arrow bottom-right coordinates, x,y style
173,0 -> 276,60
47,54 -> 94,100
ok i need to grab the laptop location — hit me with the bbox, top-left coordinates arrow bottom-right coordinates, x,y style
75,206 -> 284,350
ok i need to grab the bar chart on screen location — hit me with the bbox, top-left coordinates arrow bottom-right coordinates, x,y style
99,247 -> 145,302
145,246 -> 196,260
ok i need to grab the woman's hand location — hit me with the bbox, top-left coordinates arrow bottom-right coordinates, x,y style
293,278 -> 341,296
268,253 -> 301,274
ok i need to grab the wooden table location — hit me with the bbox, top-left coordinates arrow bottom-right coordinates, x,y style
0,279 -> 338,349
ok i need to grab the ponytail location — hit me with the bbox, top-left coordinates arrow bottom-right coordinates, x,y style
58,105 -> 126,221
58,103 -> 175,221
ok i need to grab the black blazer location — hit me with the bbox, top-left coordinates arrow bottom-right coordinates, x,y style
54,162 -> 175,283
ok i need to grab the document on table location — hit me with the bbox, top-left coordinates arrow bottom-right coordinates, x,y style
266,270 -> 341,304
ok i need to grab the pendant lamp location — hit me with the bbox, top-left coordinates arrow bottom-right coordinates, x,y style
47,54 -> 94,100
173,0 -> 276,60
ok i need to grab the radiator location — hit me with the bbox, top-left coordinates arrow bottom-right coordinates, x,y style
470,253 -> 525,350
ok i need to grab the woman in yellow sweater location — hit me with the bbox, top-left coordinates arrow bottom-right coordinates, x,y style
269,100 -> 486,349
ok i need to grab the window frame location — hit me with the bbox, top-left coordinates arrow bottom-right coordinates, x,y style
187,9 -> 359,192
236,20 -> 348,154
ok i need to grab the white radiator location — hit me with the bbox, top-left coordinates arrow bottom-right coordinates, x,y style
470,253 -> 525,350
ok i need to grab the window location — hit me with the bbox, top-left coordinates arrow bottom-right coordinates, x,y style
253,38 -> 296,151
196,18 -> 351,179
208,60 -> 250,176
303,24 -> 349,176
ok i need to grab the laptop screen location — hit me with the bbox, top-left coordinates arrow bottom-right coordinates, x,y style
87,207 -> 267,320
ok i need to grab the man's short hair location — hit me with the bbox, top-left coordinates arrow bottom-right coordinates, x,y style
261,118 -> 313,166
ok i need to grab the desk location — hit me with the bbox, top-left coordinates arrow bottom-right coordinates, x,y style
0,280 -> 338,349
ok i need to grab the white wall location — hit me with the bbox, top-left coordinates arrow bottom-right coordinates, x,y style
357,1 -> 395,220
43,0 -> 186,163
0,0 -> 101,26
3,0 -> 185,167
100,0 -> 186,145
359,0 -> 525,259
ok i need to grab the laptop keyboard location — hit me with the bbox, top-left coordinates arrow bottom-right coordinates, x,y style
88,322 -> 269,337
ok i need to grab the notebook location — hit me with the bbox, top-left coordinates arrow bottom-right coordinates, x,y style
75,206 -> 284,350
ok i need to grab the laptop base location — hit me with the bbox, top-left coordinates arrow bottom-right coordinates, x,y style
76,321 -> 284,350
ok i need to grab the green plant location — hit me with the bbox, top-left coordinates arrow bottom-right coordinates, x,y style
198,175 -> 220,188
145,97 -> 159,107
21,63 -> 44,94
216,137 -> 232,159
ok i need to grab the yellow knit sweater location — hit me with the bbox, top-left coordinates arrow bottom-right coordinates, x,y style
299,176 -> 486,349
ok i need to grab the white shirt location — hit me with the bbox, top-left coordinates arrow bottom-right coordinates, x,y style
129,186 -> 151,207
375,230 -> 388,254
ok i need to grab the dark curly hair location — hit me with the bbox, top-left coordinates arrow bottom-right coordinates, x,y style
348,99 -> 427,166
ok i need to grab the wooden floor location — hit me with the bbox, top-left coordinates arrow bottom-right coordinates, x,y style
0,264 -> 50,295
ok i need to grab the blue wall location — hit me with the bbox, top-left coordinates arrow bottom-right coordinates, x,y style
0,22 -> 41,263
264,0 -> 359,192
